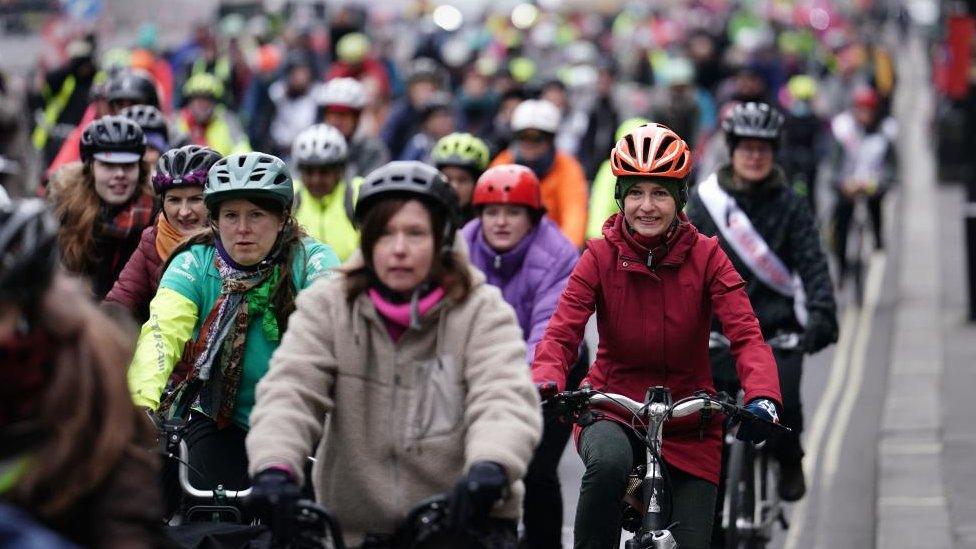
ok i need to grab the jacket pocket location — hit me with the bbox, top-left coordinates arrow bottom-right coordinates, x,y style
405,355 -> 465,441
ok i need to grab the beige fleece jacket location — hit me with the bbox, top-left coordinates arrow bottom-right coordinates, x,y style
246,266 -> 542,541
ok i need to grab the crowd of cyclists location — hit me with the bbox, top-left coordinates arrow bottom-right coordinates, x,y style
0,1 -> 908,548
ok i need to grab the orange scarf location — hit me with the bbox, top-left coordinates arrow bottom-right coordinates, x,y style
155,213 -> 190,262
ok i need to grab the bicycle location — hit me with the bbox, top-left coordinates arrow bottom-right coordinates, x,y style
709,331 -> 801,549
846,192 -> 872,306
543,385 -> 788,549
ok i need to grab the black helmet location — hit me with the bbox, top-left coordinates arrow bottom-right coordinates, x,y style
80,115 -> 146,163
419,91 -> 454,121
722,101 -> 784,146
119,104 -> 168,135
355,161 -> 460,244
153,145 -> 222,195
104,70 -> 160,108
0,199 -> 59,305
406,57 -> 449,89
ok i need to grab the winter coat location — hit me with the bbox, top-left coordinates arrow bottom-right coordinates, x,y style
531,213 -> 782,484
491,149 -> 589,248
380,100 -> 420,160
686,166 -> 839,340
267,81 -> 319,156
825,111 -> 898,194
104,224 -> 162,322
246,262 -> 542,543
462,216 -> 579,362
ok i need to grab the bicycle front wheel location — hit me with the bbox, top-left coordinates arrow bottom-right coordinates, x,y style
724,440 -> 754,549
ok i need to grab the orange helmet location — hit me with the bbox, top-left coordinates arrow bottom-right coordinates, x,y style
609,123 -> 692,180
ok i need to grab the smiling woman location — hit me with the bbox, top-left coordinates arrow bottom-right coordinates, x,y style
105,145 -> 222,322
49,115 -> 155,299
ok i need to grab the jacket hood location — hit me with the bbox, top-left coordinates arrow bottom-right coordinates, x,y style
463,217 -> 563,281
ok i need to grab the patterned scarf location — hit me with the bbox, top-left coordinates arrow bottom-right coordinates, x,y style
97,191 -> 156,242
162,249 -> 280,428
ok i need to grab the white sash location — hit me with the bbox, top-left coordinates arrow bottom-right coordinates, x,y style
698,173 -> 807,326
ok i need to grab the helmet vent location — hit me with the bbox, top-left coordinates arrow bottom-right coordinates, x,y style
274,173 -> 289,187
237,156 -> 247,168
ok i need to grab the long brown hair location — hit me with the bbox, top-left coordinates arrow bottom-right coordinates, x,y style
345,197 -> 473,302
51,160 -> 151,274
7,271 -> 154,518
161,202 -> 309,331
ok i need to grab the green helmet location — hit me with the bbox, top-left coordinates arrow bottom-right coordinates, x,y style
430,133 -> 490,173
205,152 -> 294,211
183,73 -> 225,101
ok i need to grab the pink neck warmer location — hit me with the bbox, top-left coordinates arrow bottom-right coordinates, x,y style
367,286 -> 446,342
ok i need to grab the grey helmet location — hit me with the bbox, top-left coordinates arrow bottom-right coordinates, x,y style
722,101 -> 785,145
292,124 -> 348,167
315,77 -> 367,110
205,152 -> 294,211
354,160 -> 460,244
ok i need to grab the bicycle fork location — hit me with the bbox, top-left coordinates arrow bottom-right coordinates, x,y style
627,388 -> 678,549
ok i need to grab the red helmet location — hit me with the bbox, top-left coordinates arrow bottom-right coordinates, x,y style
472,164 -> 542,210
610,123 -> 692,180
852,86 -> 880,110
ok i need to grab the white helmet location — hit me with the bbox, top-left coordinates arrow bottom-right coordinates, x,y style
511,99 -> 561,134
315,77 -> 367,110
292,124 -> 348,167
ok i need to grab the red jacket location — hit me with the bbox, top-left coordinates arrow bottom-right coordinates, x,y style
104,224 -> 162,322
531,213 -> 781,484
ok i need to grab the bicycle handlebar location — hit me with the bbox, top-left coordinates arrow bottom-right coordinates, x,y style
709,331 -> 803,351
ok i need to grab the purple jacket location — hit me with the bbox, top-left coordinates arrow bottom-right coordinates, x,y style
462,216 -> 579,363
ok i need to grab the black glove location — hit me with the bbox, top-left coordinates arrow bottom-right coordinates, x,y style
536,381 -> 558,401
735,398 -> 781,444
249,468 -> 301,540
802,312 -> 838,354
448,461 -> 508,530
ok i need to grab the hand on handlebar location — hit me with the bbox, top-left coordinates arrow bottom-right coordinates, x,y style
735,399 -> 781,444
448,461 -> 508,530
249,468 -> 302,540
536,381 -> 559,401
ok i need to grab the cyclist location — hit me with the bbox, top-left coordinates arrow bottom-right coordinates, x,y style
105,145 -> 222,321
430,132 -> 491,225
245,161 -> 542,547
686,102 -> 839,504
399,91 -> 456,161
532,123 -> 783,549
827,85 -> 897,277
491,99 -> 589,248
461,164 -> 581,549
315,77 -> 390,180
292,123 -> 362,262
119,104 -> 171,167
48,115 -> 156,299
0,199 -> 164,547
127,152 -> 339,491
176,73 -> 251,155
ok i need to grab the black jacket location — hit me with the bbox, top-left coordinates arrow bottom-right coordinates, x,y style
686,166 -> 839,346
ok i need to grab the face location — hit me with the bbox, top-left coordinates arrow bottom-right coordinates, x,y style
288,66 -> 313,92
108,98 -> 138,114
215,198 -> 285,266
480,204 -> 533,253
441,166 -> 476,209
324,109 -> 359,139
515,130 -> 552,161
300,165 -> 344,199
853,105 -> 877,126
188,97 -> 216,124
408,80 -> 437,107
371,200 -> 435,294
731,139 -> 775,182
541,87 -> 568,113
425,110 -> 455,139
92,160 -> 140,205
162,187 -> 208,234
622,181 -> 677,238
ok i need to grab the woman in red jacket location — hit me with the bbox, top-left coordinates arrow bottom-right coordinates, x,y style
531,123 -> 782,549
105,145 -> 221,321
